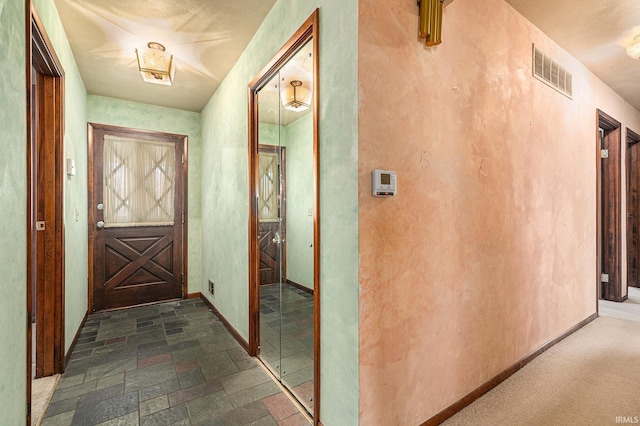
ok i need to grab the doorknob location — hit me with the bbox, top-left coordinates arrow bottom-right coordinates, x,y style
272,232 -> 281,244
97,220 -> 105,229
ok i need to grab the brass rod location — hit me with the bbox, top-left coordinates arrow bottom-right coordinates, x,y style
426,0 -> 443,46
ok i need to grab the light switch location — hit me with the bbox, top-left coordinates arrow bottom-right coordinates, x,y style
66,158 -> 76,176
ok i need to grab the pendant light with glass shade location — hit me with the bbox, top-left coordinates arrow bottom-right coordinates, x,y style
281,80 -> 312,111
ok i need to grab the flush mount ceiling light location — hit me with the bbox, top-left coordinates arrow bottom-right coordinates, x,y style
280,80 -> 312,111
627,35 -> 640,60
135,42 -> 175,86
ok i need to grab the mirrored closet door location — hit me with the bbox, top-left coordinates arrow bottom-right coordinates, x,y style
248,11 -> 319,419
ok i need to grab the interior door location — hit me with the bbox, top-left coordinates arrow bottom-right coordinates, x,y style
249,12 -> 319,420
598,110 -> 622,302
257,71 -> 285,378
254,38 -> 316,414
627,130 -> 640,288
259,146 -> 286,285
90,124 -> 186,311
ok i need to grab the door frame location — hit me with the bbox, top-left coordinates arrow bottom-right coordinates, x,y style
626,128 -> 640,289
247,9 -> 320,422
87,123 -> 189,311
596,109 -> 624,304
26,4 -> 66,423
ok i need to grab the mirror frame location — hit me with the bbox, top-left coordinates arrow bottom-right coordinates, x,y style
247,9 -> 320,422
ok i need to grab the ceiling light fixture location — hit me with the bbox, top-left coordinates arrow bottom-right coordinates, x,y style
135,42 -> 175,86
280,80 -> 312,111
628,35 -> 640,60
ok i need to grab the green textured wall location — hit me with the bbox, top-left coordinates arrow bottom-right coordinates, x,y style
87,95 -> 203,295
283,114 -> 314,289
200,1 -> 359,424
0,0 -> 27,422
33,0 -> 89,353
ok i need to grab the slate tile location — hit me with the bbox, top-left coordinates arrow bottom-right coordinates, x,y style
49,381 -> 97,404
71,391 -> 137,425
220,400 -> 270,425
138,378 -> 181,402
246,415 -> 278,426
262,393 -> 299,421
140,404 -> 191,426
178,368 -> 206,389
200,357 -> 239,381
137,353 -> 173,368
85,358 -> 138,382
277,412 -> 310,426
77,383 -> 124,407
41,410 -> 75,426
94,411 -> 139,426
139,395 -> 169,417
43,395 -> 80,419
220,368 -> 271,395
186,390 -> 234,424
227,381 -> 280,409
125,362 -> 176,393
56,374 -> 85,390
174,358 -> 199,373
168,378 -> 224,406
97,373 -> 125,390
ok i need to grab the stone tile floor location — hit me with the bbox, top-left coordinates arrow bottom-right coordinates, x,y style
41,298 -> 310,426
259,284 -> 314,413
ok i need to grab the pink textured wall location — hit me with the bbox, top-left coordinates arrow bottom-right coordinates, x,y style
358,0 -> 640,424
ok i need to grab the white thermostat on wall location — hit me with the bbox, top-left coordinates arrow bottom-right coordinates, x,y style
371,169 -> 397,197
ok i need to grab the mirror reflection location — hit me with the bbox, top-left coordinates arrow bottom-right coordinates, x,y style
257,39 -> 315,413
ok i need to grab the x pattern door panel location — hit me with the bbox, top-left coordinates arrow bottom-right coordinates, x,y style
99,228 -> 180,310
259,223 -> 280,285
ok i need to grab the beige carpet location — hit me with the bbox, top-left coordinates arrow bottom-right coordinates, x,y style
31,374 -> 59,426
443,288 -> 640,426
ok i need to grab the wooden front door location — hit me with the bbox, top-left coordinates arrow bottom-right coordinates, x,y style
258,145 -> 286,285
89,124 -> 186,311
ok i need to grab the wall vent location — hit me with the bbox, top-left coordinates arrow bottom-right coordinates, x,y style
532,45 -> 573,99
209,280 -> 215,298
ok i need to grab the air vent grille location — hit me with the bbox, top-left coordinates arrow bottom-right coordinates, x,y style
533,45 -> 572,99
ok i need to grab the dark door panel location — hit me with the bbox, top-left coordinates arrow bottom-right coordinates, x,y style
90,124 -> 185,311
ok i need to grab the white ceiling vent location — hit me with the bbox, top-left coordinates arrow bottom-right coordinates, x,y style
532,45 -> 573,99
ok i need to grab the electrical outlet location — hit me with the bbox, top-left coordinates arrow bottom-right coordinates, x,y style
209,280 -> 215,298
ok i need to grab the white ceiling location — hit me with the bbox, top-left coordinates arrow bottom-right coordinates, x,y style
506,0 -> 640,111
54,1 -> 640,113
54,0 -> 276,112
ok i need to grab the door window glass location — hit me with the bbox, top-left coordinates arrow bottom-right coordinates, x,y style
103,135 -> 176,227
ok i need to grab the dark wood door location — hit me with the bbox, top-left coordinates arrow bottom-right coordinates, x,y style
90,124 -> 186,311
259,222 -> 281,284
599,114 -> 622,301
258,146 -> 286,285
627,131 -> 640,288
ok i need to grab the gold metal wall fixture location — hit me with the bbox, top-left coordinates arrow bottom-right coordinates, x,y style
418,0 -> 444,46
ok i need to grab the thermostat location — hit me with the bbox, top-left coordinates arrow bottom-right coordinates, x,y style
371,169 -> 397,197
